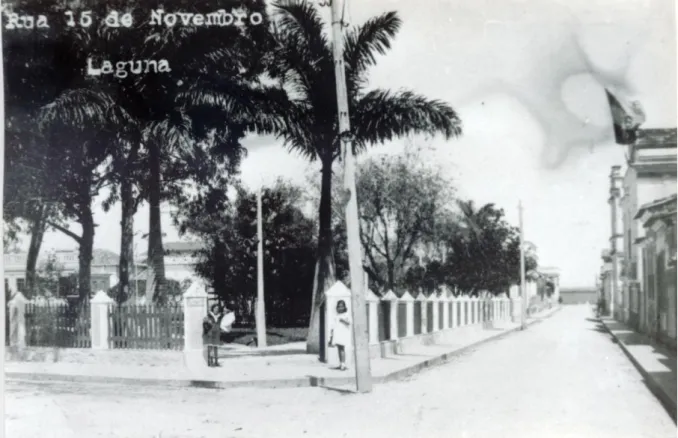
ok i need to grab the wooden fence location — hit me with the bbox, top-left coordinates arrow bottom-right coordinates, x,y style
108,304 -> 184,350
25,302 -> 91,348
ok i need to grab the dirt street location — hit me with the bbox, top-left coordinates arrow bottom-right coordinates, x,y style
6,306 -> 675,438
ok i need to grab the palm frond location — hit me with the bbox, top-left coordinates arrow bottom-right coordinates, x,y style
178,80 -> 317,160
142,112 -> 193,156
352,89 -> 462,152
38,89 -> 135,132
344,11 -> 402,93
270,0 -> 333,101
273,0 -> 328,54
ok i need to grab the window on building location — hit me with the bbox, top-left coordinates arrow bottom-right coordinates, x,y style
16,279 -> 25,293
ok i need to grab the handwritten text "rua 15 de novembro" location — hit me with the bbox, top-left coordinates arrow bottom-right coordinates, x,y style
3,8 -> 264,30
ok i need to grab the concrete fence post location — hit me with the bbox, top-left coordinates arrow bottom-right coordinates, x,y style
91,290 -> 113,350
503,295 -> 510,321
468,297 -> 476,324
382,290 -> 398,341
402,291 -> 415,337
366,288 -> 380,345
183,281 -> 209,369
418,293 -> 428,334
441,292 -> 450,330
451,297 -> 458,328
511,298 -> 522,324
430,293 -> 440,332
8,292 -> 27,352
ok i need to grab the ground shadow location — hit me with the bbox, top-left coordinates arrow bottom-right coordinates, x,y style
598,319 -> 677,423
391,353 -> 433,358
318,385 -> 356,395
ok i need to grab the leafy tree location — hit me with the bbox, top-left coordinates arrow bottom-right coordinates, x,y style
233,1 -> 462,352
34,251 -> 64,299
174,179 -> 317,326
2,1 -> 84,295
354,149 -> 454,292
437,202 -> 538,295
5,0 -> 273,303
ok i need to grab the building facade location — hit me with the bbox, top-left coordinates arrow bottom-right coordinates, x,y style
602,104 -> 677,347
599,249 -> 614,314
634,195 -> 677,348
4,249 -> 121,297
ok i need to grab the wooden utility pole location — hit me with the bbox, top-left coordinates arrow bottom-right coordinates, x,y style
519,201 -> 527,329
330,0 -> 372,392
0,12 -> 6,401
256,186 -> 267,347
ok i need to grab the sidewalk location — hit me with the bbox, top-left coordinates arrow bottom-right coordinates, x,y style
6,307 -> 560,390
600,317 -> 677,422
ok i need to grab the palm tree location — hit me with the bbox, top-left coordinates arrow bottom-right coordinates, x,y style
456,201 -> 498,242
180,0 -> 462,352
267,1 -> 462,352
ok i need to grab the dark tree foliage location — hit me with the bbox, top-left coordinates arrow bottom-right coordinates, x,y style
3,0 -> 273,302
408,202 -> 538,296
174,179 -> 317,327
187,0 -> 463,351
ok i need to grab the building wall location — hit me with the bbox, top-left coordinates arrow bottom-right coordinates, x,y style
621,169 -> 676,328
639,219 -> 677,347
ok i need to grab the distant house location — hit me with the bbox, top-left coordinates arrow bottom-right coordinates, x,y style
4,249 -> 123,297
138,241 -> 205,283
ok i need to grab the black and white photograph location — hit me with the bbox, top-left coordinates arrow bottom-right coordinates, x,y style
2,0 -> 676,436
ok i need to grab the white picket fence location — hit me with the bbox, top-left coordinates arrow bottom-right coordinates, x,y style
325,283 -> 519,361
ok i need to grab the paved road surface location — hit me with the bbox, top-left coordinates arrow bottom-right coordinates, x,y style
6,305 -> 675,438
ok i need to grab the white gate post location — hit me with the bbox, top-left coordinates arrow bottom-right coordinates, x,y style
91,290 -> 113,350
183,281 -> 209,369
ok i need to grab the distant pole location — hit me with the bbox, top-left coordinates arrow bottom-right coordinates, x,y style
0,19 -> 5,427
256,185 -> 267,347
330,0 -> 372,392
133,242 -> 138,301
519,201 -> 527,329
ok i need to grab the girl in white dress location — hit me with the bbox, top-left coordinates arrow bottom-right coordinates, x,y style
329,300 -> 351,370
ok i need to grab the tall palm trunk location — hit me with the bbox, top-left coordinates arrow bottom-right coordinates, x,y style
118,177 -> 135,304
78,205 -> 95,302
25,204 -> 49,297
307,157 -> 336,355
147,141 -> 167,305
117,142 -> 140,305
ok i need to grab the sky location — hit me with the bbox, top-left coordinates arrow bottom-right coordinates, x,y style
31,0 -> 676,288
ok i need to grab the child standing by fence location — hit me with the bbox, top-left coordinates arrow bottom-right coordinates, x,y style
203,304 -> 224,367
329,300 -> 351,371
